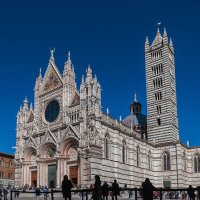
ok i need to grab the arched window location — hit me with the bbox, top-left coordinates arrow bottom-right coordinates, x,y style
194,154 -> 200,173
0,159 -> 4,166
104,134 -> 110,159
163,152 -> 171,171
8,171 -> 12,179
122,140 -> 127,163
137,146 -> 140,167
148,150 -> 151,170
8,160 -> 12,168
183,152 -> 186,171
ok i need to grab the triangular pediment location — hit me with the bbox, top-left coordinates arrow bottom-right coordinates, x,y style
70,91 -> 80,107
26,136 -> 36,148
41,129 -> 57,144
61,125 -> 80,142
151,30 -> 163,48
41,61 -> 63,94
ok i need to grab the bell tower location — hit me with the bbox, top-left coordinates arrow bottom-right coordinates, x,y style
145,28 -> 179,144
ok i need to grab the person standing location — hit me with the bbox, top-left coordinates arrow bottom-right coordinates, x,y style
92,175 -> 102,200
62,175 -> 73,200
187,185 -> 195,200
112,180 -> 120,200
141,178 -> 156,200
102,182 -> 109,200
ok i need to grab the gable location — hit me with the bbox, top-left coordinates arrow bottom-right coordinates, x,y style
61,125 -> 80,142
41,129 -> 57,145
41,62 -> 63,95
27,111 -> 34,123
70,92 -> 80,107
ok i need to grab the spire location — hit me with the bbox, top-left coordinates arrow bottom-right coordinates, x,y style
38,67 -> 42,80
145,36 -> 150,52
163,27 -> 167,37
68,50 -> 71,62
81,75 -> 85,85
30,102 -> 33,110
151,28 -> 163,47
163,27 -> 168,45
145,36 -> 149,45
119,115 -> 122,122
134,93 -> 137,102
86,64 -> 92,82
170,37 -> 173,47
23,97 -> 29,110
106,108 -> 109,115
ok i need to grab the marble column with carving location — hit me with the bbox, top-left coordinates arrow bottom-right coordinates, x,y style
56,159 -> 61,188
37,163 -> 40,187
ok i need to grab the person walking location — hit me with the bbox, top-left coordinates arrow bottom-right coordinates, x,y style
62,175 -> 73,200
92,175 -> 102,200
3,188 -> 8,200
112,180 -> 120,200
187,185 -> 195,200
42,186 -> 48,200
0,188 -> 2,200
141,178 -> 156,200
102,182 -> 109,200
35,187 -> 41,200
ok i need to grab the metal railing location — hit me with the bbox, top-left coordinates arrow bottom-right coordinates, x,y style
9,187 -> 200,200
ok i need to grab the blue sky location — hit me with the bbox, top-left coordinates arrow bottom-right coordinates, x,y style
0,0 -> 200,154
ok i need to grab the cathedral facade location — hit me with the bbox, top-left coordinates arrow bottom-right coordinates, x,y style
15,29 -> 200,189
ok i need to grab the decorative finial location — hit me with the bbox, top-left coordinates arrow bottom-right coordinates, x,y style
106,108 -> 109,115
119,115 -> 122,122
39,67 -> 42,78
50,48 -> 55,59
68,50 -> 71,61
24,96 -> 28,103
157,20 -> 161,32
134,92 -> 137,102
81,75 -> 84,84
187,140 -> 189,147
30,102 -> 33,110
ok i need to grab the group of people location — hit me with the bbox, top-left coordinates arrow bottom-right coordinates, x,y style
61,175 -> 200,200
61,175 -> 120,200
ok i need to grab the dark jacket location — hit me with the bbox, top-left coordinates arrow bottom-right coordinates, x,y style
112,182 -> 120,196
92,179 -> 102,200
102,182 -> 109,196
187,186 -> 195,200
142,180 -> 156,200
62,179 -> 73,198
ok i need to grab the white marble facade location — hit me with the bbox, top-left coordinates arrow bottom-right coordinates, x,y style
15,29 -> 200,189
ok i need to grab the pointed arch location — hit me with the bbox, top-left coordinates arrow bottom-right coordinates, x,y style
148,150 -> 151,170
162,151 -> 171,171
136,146 -> 140,167
122,139 -> 127,163
104,133 -> 110,159
24,147 -> 37,161
40,142 -> 57,158
60,136 -> 79,156
193,153 -> 200,173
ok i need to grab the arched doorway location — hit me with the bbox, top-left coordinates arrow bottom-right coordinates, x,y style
24,147 -> 37,187
41,142 -> 57,188
61,137 -> 79,186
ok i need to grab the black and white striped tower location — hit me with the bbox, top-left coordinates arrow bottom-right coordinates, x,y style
145,28 -> 179,144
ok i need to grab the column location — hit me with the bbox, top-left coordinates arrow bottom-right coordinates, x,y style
56,159 -> 61,188
37,164 -> 40,187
